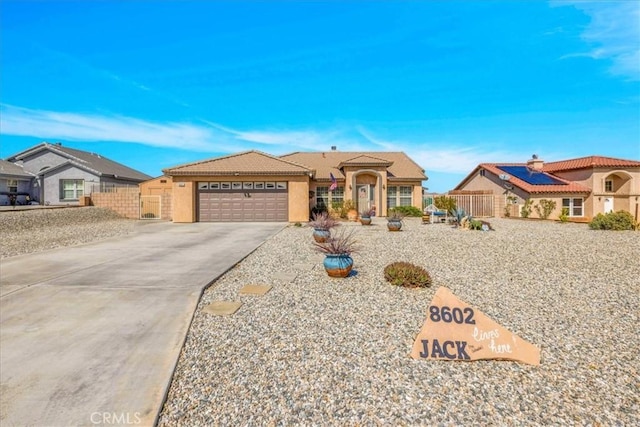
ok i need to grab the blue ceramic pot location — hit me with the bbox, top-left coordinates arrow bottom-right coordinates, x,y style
313,228 -> 330,243
387,220 -> 402,231
360,216 -> 372,225
323,254 -> 354,278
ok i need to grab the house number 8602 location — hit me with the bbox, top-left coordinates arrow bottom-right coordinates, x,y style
429,306 -> 476,325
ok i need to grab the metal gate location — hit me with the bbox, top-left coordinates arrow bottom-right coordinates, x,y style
140,195 -> 161,219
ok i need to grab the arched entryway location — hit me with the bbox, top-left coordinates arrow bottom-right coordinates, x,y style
351,170 -> 383,214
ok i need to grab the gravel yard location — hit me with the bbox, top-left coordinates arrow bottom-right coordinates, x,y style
0,207 -> 135,258
2,210 -> 637,425
158,218 -> 639,426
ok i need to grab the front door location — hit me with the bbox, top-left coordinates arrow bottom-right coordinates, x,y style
604,197 -> 614,213
356,184 -> 374,212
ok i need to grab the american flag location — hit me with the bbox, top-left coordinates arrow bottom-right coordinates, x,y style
329,172 -> 338,191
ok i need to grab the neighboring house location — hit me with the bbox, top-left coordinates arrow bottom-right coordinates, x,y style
453,155 -> 640,220
0,160 -> 36,205
4,142 -> 152,205
162,149 -> 427,222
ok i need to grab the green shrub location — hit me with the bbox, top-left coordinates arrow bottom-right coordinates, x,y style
330,199 -> 355,219
390,205 -> 422,217
589,211 -> 637,231
383,262 -> 432,288
558,208 -> 569,223
469,219 -> 483,230
520,199 -> 533,218
534,199 -> 556,220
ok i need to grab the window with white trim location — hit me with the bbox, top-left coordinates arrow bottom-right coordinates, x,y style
562,198 -> 583,217
331,186 -> 344,204
8,179 -> 18,193
316,186 -> 344,210
316,186 -> 329,210
399,186 -> 413,206
387,185 -> 413,208
61,179 -> 84,200
387,186 -> 397,208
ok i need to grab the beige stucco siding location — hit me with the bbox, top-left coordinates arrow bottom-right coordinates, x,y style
457,172 -> 530,217
285,176 -> 311,222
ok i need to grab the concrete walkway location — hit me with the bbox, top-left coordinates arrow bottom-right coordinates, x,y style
0,221 -> 285,427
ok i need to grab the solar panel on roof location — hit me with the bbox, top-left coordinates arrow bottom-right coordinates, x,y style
497,166 -> 565,185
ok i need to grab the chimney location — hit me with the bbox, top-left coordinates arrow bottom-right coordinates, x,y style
527,154 -> 544,170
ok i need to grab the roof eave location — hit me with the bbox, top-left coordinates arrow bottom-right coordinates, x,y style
164,170 -> 311,177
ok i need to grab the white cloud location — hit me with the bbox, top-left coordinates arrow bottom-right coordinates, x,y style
553,1 -> 640,80
355,126 -> 532,174
0,104 -> 373,154
1,104 -> 534,176
1,104 -> 225,151
200,120 -> 357,153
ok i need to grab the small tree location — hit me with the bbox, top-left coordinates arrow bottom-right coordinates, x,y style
520,199 -> 533,218
504,195 -> 517,217
434,195 -> 456,212
534,199 -> 556,220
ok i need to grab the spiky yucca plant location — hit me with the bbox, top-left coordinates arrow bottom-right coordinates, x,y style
312,228 -> 358,255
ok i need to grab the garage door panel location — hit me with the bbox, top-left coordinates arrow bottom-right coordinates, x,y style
198,188 -> 288,222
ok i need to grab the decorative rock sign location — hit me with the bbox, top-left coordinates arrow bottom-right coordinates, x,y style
410,287 -> 540,365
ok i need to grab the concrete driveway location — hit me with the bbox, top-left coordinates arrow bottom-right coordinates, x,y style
0,221 -> 285,427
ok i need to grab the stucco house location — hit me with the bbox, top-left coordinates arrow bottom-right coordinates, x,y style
162,149 -> 427,223
0,160 -> 35,205
4,142 -> 152,205
453,155 -> 640,221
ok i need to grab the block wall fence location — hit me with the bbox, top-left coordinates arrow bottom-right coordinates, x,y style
87,192 -> 172,220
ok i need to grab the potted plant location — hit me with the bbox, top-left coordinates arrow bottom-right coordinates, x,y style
359,208 -> 375,225
313,228 -> 358,278
386,209 -> 405,231
308,212 -> 339,243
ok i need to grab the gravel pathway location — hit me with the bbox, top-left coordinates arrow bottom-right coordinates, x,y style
0,207 -> 135,258
159,218 -> 639,426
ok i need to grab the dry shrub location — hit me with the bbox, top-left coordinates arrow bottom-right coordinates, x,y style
383,262 -> 432,288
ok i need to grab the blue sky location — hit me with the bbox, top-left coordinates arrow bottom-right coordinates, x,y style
1,0 -> 638,192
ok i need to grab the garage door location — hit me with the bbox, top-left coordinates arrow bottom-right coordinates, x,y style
198,183 -> 288,222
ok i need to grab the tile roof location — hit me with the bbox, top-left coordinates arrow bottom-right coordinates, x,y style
543,155 -> 640,172
163,150 -> 312,176
8,142 -> 151,181
0,160 -> 33,178
338,155 -> 393,168
280,151 -> 426,181
480,163 -> 591,194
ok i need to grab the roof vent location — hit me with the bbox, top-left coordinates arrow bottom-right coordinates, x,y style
331,146 -> 337,151
56,142 -> 62,146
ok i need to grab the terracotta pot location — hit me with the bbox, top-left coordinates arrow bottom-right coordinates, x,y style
323,254 -> 354,278
347,209 -> 358,222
